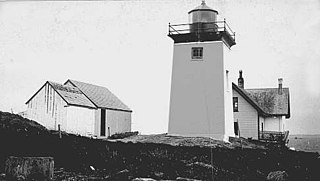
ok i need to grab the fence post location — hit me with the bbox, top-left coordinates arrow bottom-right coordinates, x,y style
58,124 -> 61,139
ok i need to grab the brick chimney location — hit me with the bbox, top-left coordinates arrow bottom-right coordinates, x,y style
238,70 -> 244,88
278,78 -> 283,95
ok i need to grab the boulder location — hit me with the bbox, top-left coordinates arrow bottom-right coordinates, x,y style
267,171 -> 288,181
176,177 -> 202,181
132,178 -> 157,181
5,156 -> 54,180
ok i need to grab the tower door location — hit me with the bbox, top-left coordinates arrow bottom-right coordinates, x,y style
100,109 -> 106,136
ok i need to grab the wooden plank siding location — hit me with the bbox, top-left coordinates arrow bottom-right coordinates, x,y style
26,82 -> 96,137
26,83 -> 67,131
106,109 -> 131,136
65,106 -> 95,136
232,89 -> 259,139
94,109 -> 131,138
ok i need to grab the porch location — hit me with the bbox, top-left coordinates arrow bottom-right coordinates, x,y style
259,130 -> 289,144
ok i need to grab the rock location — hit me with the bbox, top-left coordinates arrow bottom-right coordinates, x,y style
5,156 -> 54,181
176,177 -> 202,181
112,169 -> 130,180
154,171 -> 164,178
90,166 -> 95,171
132,178 -> 157,181
16,175 -> 26,181
267,171 -> 288,181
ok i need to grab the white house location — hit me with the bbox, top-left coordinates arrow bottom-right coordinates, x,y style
232,71 -> 290,141
25,80 -> 132,138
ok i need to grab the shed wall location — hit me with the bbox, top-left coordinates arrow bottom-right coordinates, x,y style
26,83 -> 67,130
107,109 -> 131,136
26,83 -> 96,137
65,106 -> 95,137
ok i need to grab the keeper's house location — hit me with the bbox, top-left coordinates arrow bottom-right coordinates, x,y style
233,71 -> 290,141
25,80 -> 132,138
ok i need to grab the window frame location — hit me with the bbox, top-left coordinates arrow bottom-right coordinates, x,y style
191,47 -> 203,60
233,97 -> 239,112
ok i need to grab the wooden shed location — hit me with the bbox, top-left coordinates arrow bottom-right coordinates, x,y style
25,80 -> 132,138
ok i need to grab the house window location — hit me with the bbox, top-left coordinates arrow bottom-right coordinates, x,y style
191,47 -> 203,60
233,97 -> 238,112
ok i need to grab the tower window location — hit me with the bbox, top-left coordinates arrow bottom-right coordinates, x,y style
233,97 -> 238,112
191,47 -> 203,59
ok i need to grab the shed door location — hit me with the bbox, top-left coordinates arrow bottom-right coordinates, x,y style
101,109 -> 106,136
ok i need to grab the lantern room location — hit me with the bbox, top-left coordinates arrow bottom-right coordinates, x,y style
188,0 -> 218,33
168,1 -> 236,47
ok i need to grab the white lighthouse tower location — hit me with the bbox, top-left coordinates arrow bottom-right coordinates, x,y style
168,1 -> 236,141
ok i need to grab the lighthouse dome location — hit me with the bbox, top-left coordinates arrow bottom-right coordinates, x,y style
188,1 -> 218,24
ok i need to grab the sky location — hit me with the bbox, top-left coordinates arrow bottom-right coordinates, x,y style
0,0 -> 320,135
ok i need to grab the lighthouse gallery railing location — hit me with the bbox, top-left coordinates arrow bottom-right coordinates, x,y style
168,20 -> 235,42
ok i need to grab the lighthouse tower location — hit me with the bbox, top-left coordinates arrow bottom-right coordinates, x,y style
168,1 -> 236,141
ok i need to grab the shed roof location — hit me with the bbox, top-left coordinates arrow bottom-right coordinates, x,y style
65,80 -> 132,112
232,83 -> 290,118
48,81 -> 96,109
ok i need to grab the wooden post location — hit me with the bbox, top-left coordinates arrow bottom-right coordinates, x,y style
5,156 -> 54,180
58,124 -> 61,139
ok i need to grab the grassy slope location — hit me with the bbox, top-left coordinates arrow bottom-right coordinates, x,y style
1,111 -> 320,180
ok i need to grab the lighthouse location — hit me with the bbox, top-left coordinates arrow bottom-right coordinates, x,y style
168,1 -> 236,141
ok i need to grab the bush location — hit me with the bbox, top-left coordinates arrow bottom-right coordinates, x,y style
108,131 -> 139,139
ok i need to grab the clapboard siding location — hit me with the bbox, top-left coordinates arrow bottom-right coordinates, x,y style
26,82 -> 96,137
65,106 -> 95,136
26,83 -> 67,131
107,109 -> 131,136
233,89 -> 258,139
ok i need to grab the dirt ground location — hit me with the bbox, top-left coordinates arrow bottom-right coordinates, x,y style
1,111 -> 320,181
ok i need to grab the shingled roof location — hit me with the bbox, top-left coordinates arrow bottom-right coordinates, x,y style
48,81 -> 96,109
26,80 -> 131,112
25,81 -> 96,109
65,80 -> 132,112
232,83 -> 290,118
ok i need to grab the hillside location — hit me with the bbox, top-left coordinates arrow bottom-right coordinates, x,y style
1,111 -> 320,180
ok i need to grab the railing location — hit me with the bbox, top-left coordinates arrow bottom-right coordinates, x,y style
260,130 -> 289,143
168,19 -> 235,41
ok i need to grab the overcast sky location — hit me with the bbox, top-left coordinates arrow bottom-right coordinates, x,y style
0,0 -> 320,135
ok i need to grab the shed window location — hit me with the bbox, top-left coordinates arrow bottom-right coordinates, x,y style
192,47 -> 203,60
233,97 -> 238,112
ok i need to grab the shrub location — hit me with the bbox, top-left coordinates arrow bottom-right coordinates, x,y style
108,131 -> 139,139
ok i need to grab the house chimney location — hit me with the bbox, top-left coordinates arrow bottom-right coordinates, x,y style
278,78 -> 283,95
238,70 -> 244,88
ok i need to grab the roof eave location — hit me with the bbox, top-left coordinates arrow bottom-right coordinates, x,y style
67,103 -> 97,110
98,106 -> 133,113
232,83 -> 268,116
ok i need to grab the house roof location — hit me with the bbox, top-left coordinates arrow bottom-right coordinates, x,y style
232,83 -> 290,118
65,80 -> 132,112
245,88 -> 290,117
48,81 -> 96,109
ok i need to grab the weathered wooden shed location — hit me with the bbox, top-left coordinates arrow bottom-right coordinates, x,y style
25,80 -> 132,138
